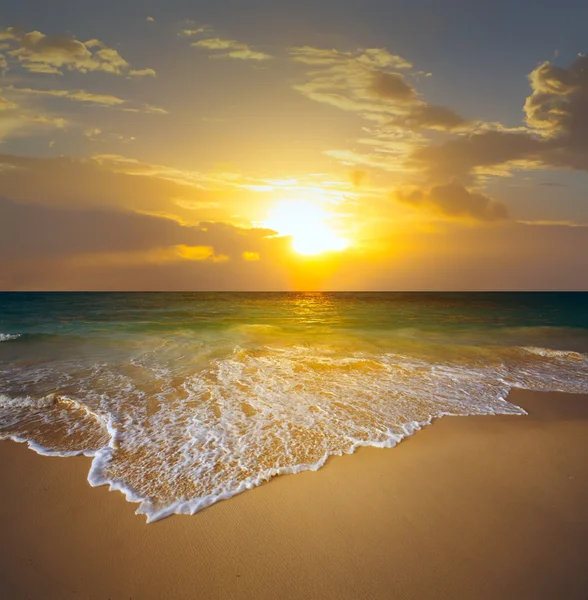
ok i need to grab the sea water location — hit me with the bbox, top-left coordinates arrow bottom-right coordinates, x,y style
1,292 -> 587,521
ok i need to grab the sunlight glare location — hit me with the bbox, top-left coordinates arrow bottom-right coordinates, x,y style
265,200 -> 350,256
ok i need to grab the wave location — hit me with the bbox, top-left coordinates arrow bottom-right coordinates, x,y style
521,346 -> 585,359
0,393 -> 111,456
0,393 -> 57,409
0,333 -> 20,342
1,342 -> 587,522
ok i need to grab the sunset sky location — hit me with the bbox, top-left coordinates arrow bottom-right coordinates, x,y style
1,0 -> 587,290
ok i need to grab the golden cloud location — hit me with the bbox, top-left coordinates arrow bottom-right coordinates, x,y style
290,46 -> 411,69
525,55 -> 588,146
395,179 -> 509,222
290,45 -> 468,132
0,196 -> 295,290
404,54 -> 588,186
83,128 -> 135,144
0,96 -> 66,142
4,85 -> 167,114
5,86 -> 125,106
178,27 -> 211,37
192,37 -> 272,61
0,26 -> 155,76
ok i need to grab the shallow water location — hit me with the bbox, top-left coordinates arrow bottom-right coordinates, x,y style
1,292 -> 587,521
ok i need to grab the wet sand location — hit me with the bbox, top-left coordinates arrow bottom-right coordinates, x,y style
1,388 -> 588,599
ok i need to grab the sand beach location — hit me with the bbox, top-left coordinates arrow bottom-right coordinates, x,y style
2,388 -> 587,599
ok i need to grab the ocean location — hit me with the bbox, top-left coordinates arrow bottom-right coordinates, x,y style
1,292 -> 587,521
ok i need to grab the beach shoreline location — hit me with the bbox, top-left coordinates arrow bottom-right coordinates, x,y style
2,388 -> 588,599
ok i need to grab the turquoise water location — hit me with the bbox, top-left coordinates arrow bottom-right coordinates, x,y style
1,292 -> 587,520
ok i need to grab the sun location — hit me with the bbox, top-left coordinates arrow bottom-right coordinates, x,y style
264,200 -> 350,255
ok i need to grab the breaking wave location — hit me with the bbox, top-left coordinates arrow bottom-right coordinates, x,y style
0,333 -> 20,342
2,341 -> 587,522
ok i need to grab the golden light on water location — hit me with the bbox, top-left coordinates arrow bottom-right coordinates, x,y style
264,199 -> 350,256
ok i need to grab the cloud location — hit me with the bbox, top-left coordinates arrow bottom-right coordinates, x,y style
406,54 -> 588,185
409,130 -> 545,183
2,193 -> 586,290
4,85 -> 167,113
524,55 -> 588,140
390,104 -> 468,132
178,28 -> 211,37
0,197 -> 193,258
0,152 -> 212,218
0,26 -> 155,76
192,38 -> 272,61
325,149 -> 408,172
180,23 -> 271,61
290,46 -> 411,69
0,152 -> 281,229
128,68 -> 156,77
121,104 -> 168,115
395,179 -> 509,221
0,196 -> 277,260
0,95 -> 66,141
290,45 -> 468,132
522,54 -> 588,173
290,48 -> 588,202
368,71 -> 416,102
4,85 -> 125,107
288,44 -> 474,178
330,220 -> 588,291
0,196 -> 289,290
83,128 -> 135,143
0,96 -> 17,111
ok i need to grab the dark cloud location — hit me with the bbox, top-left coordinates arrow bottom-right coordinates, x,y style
327,221 -> 588,291
409,130 -> 545,182
0,255 -> 289,292
0,153 -> 198,215
0,197 -> 289,290
369,71 -> 416,101
398,104 -> 469,131
408,54 -> 588,183
290,45 -> 468,133
525,55 -> 588,145
0,196 -> 274,259
522,54 -> 588,171
1,196 -> 586,291
0,153 -> 269,226
396,179 -> 509,221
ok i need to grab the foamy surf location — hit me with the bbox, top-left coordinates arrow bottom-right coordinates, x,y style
1,292 -> 587,521
3,343 -> 587,522
0,333 -> 20,342
0,393 -> 111,456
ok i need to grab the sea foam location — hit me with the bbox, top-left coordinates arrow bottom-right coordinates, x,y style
2,341 -> 587,522
0,333 -> 20,342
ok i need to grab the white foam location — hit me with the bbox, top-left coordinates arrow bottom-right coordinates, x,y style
1,342 -> 587,522
3,433 -> 100,458
0,393 -> 56,409
0,333 -> 20,342
521,346 -> 585,359
0,392 -> 112,455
